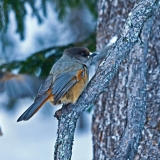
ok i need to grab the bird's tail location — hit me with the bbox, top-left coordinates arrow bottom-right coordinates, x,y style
17,93 -> 51,122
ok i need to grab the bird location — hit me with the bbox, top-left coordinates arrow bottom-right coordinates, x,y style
17,47 -> 96,122
0,71 -> 42,98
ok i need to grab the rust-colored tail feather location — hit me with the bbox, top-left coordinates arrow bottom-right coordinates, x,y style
17,93 -> 50,122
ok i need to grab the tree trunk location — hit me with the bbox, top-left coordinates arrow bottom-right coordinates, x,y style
92,0 -> 160,159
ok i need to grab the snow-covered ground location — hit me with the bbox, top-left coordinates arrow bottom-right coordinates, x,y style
0,98 -> 93,160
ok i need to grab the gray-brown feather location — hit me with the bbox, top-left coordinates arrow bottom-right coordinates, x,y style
52,71 -> 78,104
35,74 -> 53,101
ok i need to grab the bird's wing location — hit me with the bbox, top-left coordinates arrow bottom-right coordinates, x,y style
34,74 -> 53,101
52,68 -> 85,104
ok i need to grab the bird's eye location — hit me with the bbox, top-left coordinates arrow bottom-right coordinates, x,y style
81,52 -> 85,56
81,52 -> 87,57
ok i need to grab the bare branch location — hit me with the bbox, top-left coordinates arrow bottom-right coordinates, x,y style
54,0 -> 160,159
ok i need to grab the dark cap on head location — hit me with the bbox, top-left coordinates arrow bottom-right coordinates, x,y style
63,47 -> 97,66
64,47 -> 90,57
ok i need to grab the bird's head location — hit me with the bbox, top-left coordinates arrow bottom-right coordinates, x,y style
64,47 -> 97,66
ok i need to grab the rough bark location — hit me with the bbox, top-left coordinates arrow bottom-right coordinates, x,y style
93,0 -> 160,159
135,10 -> 160,160
96,0 -> 135,49
53,0 -> 160,159
115,18 -> 152,160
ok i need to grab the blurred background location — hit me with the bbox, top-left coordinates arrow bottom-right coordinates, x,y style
0,0 -> 97,159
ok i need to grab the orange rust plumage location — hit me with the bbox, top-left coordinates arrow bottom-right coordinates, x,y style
60,67 -> 88,104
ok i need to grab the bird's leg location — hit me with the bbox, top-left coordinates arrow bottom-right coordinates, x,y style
54,103 -> 72,120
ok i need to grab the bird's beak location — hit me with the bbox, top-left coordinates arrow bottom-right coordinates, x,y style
89,52 -> 97,57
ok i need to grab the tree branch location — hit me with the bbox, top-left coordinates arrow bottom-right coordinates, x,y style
54,0 -> 160,159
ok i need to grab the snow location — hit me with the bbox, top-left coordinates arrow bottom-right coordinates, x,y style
0,98 -> 92,160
